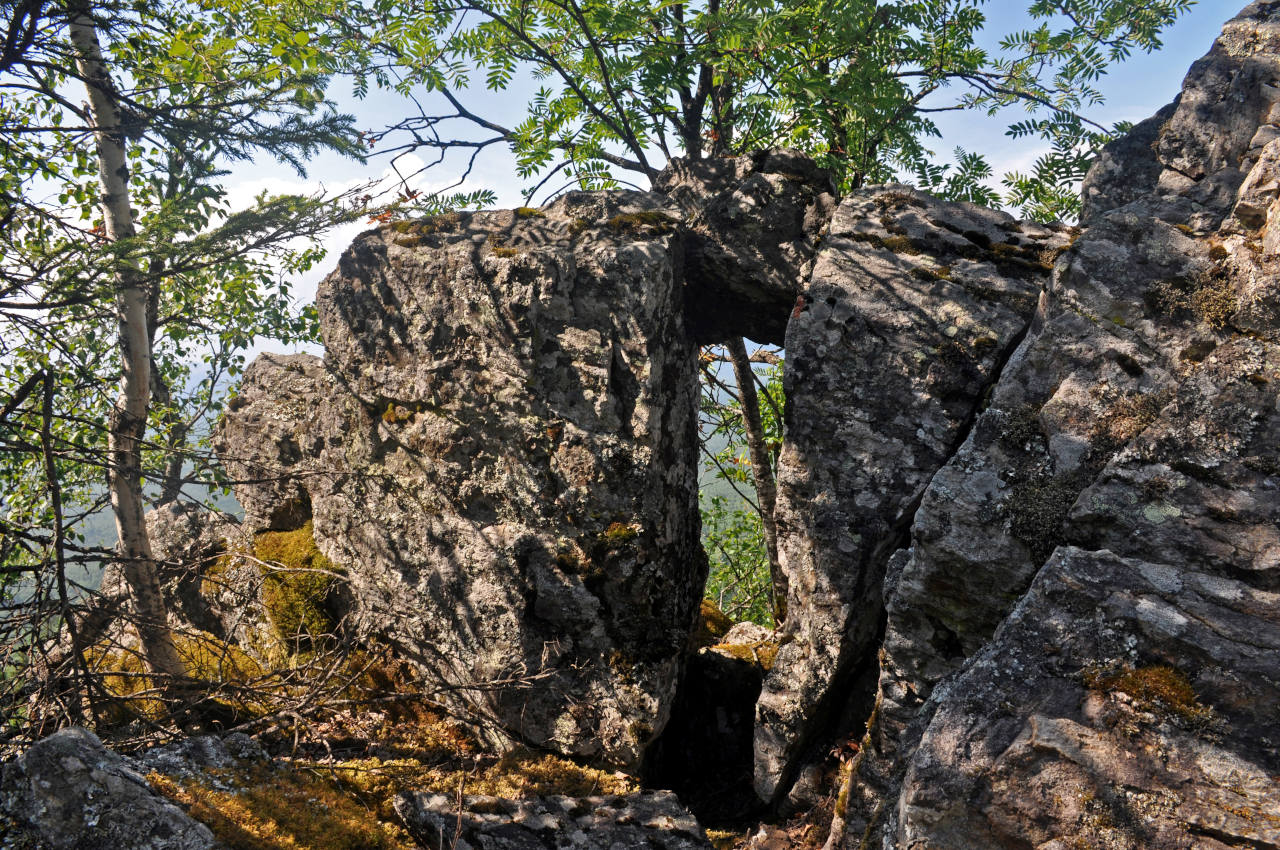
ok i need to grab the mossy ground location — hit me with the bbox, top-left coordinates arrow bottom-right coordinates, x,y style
88,630 -> 269,723
148,708 -> 637,850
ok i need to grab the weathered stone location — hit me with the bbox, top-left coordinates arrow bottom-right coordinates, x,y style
754,185 -> 1067,804
654,149 -> 837,345
214,353 -> 331,533
1080,102 -> 1177,225
221,192 -> 704,770
0,727 -> 219,850
393,790 -> 713,850
139,733 -> 264,779
895,547 -> 1280,849
830,5 -> 1280,846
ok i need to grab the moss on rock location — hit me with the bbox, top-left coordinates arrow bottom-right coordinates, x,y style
254,522 -> 343,646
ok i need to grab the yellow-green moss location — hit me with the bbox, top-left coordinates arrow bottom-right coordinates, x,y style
1192,284 -> 1237,329
706,829 -> 745,850
873,190 -> 925,211
514,206 -> 545,219
879,234 -> 919,255
254,522 -> 342,645
89,631 -> 267,722
606,210 -> 679,236
1084,664 -> 1214,725
568,217 -> 592,237
487,233 -> 520,257
148,768 -> 413,850
391,212 -> 462,236
388,213 -> 466,247
711,638 -> 780,672
694,598 -> 733,647
600,521 -> 639,546
1146,274 -> 1237,330
381,403 -> 411,424
150,707 -> 637,850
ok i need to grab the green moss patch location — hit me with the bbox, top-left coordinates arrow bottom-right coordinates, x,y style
606,210 -> 679,236
694,598 -> 733,648
254,522 -> 343,646
1008,473 -> 1081,563
487,233 -> 520,257
1146,273 -> 1237,330
149,711 -> 636,850
1084,663 -> 1214,725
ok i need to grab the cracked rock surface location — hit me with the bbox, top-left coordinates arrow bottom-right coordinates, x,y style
219,192 -> 705,770
831,4 -> 1280,846
754,186 -> 1068,804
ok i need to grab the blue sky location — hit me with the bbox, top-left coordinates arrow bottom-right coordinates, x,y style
224,0 -> 1248,330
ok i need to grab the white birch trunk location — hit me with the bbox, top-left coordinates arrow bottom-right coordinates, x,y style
67,0 -> 185,681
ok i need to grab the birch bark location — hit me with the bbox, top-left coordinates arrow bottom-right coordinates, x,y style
67,0 -> 186,680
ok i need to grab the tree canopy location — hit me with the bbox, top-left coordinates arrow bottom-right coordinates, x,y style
330,0 -> 1192,219
0,0 -> 365,719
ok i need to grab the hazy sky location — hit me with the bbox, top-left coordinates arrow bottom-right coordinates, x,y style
225,0 -> 1248,346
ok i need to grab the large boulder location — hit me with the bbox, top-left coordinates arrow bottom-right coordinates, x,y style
220,192 -> 704,771
0,727 -> 220,850
753,185 -> 1069,803
831,3 -> 1280,846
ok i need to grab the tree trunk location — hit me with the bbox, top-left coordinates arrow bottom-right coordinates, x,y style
67,0 -> 186,682
727,337 -> 786,622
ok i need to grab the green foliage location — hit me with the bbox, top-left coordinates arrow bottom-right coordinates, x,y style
701,493 -> 774,626
324,0 -> 1191,218
699,349 -> 783,626
0,0 -> 369,729
0,0 -> 365,571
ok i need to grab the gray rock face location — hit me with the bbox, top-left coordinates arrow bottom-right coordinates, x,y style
393,790 -> 712,850
214,353 -> 332,533
897,546 -> 1280,850
830,4 -> 1280,846
754,186 -> 1068,803
221,192 -> 704,770
654,149 -> 837,345
0,727 -> 219,850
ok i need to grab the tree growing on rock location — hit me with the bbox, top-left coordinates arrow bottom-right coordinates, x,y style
298,0 -> 1192,627
333,0 -> 1191,218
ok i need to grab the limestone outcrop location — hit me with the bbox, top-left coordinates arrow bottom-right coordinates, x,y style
754,186 -> 1069,803
66,6 -> 1275,844
828,4 -> 1280,846
219,192 -> 706,770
